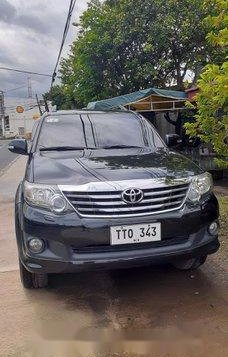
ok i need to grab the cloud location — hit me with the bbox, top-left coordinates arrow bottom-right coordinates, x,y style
0,0 -> 69,35
0,0 -> 16,22
15,14 -> 50,34
0,0 -> 88,97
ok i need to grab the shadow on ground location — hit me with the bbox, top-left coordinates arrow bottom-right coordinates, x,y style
25,261 -> 227,346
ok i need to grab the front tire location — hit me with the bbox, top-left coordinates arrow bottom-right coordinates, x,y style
19,260 -> 48,289
172,256 -> 207,271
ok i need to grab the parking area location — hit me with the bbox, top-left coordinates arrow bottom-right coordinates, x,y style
0,157 -> 227,357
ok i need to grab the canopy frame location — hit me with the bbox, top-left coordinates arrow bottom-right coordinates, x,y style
87,87 -> 188,112
125,94 -> 186,112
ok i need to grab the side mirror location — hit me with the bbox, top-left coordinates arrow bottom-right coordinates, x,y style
165,134 -> 182,148
8,139 -> 28,155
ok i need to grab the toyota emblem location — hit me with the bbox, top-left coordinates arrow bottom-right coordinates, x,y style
122,188 -> 144,204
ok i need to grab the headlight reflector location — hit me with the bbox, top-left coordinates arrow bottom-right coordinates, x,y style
187,173 -> 213,203
50,194 -> 67,213
24,181 -> 72,214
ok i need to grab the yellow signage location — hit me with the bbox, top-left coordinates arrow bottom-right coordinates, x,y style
33,113 -> 40,120
16,106 -> 24,113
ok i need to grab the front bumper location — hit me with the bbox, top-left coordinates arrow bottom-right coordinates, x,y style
22,232 -> 219,274
16,194 -> 220,274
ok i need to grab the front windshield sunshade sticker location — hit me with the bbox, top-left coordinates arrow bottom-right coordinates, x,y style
46,118 -> 59,123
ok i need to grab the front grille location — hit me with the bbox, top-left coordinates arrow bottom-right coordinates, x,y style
62,182 -> 189,217
71,236 -> 189,254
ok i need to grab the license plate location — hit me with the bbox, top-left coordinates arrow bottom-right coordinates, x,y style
110,223 -> 161,246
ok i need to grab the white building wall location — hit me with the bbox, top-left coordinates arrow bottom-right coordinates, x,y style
4,97 -> 42,137
8,111 -> 38,135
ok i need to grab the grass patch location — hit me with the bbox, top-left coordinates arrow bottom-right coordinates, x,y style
219,197 -> 228,236
218,196 -> 228,259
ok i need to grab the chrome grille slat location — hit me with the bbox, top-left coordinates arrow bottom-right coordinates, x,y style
74,200 -> 183,213
66,193 -> 121,200
62,181 -> 189,218
70,193 -> 186,207
144,187 -> 187,196
67,189 -> 187,201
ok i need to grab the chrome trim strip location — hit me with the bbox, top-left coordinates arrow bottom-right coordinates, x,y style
59,178 -> 191,193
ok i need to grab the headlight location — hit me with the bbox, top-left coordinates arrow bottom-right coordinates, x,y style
187,173 -> 213,203
24,181 -> 73,214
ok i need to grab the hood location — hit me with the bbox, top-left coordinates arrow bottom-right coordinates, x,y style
28,148 -> 203,186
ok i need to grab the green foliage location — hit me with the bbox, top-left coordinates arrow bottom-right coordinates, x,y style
43,84 -> 77,110
185,0 -> 228,167
59,0 -> 219,107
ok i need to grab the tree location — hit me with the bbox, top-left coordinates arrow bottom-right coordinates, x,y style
58,0 -> 219,107
185,0 -> 228,167
43,84 -> 77,110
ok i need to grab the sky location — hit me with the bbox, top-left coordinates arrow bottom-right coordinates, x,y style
0,0 -> 88,98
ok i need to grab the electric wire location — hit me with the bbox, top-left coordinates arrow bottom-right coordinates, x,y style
4,85 -> 27,93
50,0 -> 77,90
0,66 -> 52,77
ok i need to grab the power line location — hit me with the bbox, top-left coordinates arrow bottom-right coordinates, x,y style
50,0 -> 77,90
5,103 -> 36,109
4,84 -> 27,93
0,66 -> 52,77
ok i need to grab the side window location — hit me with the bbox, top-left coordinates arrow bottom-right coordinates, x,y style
30,120 -> 41,152
153,131 -> 164,147
143,119 -> 164,148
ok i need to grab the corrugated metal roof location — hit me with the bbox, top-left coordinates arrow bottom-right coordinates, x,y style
87,88 -> 187,111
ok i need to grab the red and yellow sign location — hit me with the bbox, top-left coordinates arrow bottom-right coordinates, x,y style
16,105 -> 24,113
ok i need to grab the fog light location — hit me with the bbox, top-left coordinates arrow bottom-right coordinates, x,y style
208,222 -> 219,236
28,238 -> 45,254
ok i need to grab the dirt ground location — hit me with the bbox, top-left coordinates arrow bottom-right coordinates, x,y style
0,158 -> 227,357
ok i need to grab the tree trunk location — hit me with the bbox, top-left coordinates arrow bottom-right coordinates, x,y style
176,66 -> 185,90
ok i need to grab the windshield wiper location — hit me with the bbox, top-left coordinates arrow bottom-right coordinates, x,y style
101,145 -> 144,149
40,145 -> 145,151
40,146 -> 87,151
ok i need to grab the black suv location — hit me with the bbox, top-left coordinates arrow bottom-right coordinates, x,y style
8,110 -> 219,288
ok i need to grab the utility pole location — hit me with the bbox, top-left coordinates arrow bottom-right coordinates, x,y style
42,95 -> 49,113
28,77 -> 32,98
36,94 -> 43,116
0,90 -> 5,138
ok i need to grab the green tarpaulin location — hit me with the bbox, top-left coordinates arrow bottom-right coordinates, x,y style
87,87 -> 187,111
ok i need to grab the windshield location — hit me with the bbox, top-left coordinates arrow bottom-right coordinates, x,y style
89,113 -> 146,148
38,115 -> 86,149
37,112 -> 164,150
